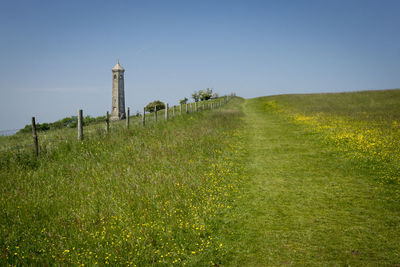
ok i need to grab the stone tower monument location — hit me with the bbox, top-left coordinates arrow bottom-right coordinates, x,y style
111,59 -> 126,121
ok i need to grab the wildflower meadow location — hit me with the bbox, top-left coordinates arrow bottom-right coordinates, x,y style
0,99 -> 246,266
264,89 -> 400,188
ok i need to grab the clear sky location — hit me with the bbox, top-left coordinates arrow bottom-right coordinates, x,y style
0,0 -> 399,131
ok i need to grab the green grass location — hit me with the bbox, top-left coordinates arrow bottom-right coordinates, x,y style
265,89 -> 400,185
221,90 -> 400,266
1,90 -> 400,266
0,98 -> 244,265
266,89 -> 400,119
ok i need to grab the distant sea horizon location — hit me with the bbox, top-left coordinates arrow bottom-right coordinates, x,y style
0,129 -> 19,136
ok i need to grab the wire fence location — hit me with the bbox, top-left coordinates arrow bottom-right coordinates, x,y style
0,96 -> 233,156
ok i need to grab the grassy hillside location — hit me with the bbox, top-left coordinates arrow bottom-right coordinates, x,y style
1,90 -> 399,266
265,89 -> 400,186
0,99 -> 246,265
267,89 -> 400,119
223,90 -> 400,266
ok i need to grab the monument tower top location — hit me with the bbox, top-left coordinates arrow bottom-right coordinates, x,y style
112,59 -> 125,71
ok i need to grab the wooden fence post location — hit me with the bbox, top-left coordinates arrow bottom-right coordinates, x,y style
142,107 -> 146,126
185,103 -> 188,113
165,103 -> 169,120
190,103 -> 193,113
126,107 -> 130,129
31,117 -> 39,156
78,109 -> 83,140
154,105 -> 157,123
180,104 -> 182,115
195,102 -> 197,112
106,111 -> 110,133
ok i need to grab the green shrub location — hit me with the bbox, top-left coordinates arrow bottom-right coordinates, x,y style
145,100 -> 165,112
17,115 -> 106,134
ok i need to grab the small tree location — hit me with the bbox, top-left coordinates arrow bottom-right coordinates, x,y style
179,97 -> 188,105
192,91 -> 200,102
145,100 -> 165,112
199,88 -> 213,101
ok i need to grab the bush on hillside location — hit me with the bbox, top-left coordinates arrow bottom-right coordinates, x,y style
191,89 -> 217,103
145,100 -> 165,112
17,115 -> 107,134
199,88 -> 213,101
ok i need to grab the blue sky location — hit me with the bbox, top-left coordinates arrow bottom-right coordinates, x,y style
0,0 -> 399,130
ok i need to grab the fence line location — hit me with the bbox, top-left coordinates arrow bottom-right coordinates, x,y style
0,95 -> 234,156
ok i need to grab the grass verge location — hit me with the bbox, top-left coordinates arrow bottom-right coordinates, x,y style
0,99 -> 245,266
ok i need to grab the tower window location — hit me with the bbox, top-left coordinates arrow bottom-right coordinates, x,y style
119,75 -> 123,79
114,74 -> 117,79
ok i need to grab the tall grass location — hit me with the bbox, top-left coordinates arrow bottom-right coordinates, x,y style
0,98 -> 246,266
0,100 -> 219,153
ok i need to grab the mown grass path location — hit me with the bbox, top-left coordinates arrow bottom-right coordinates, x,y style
225,98 -> 400,266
